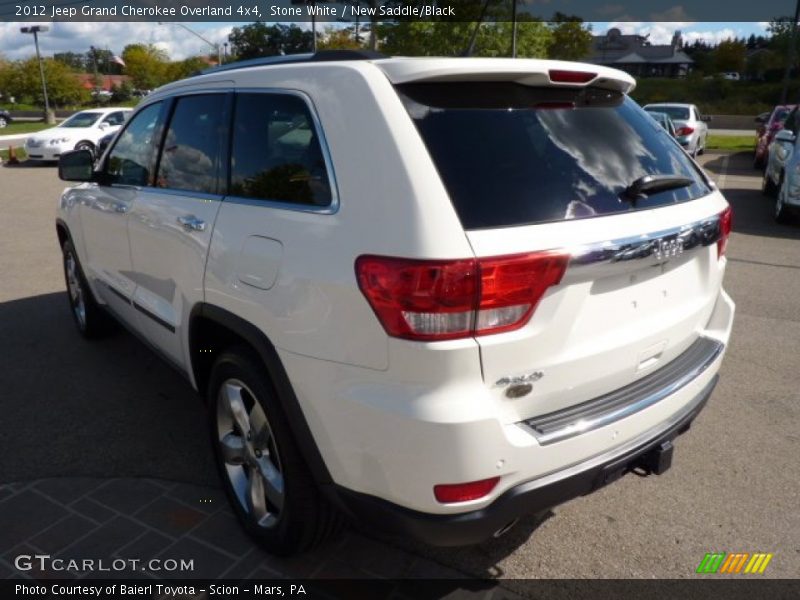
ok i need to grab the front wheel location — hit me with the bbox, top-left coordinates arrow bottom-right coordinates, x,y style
762,170 -> 779,197
775,180 -> 793,224
75,141 -> 95,157
208,348 -> 342,555
61,240 -> 115,338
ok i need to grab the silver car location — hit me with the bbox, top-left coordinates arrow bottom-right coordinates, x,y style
644,103 -> 710,157
762,108 -> 800,223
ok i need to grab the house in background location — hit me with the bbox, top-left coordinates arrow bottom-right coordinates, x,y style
586,29 -> 693,78
74,73 -> 132,92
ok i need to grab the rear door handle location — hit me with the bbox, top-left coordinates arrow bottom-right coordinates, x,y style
177,215 -> 206,232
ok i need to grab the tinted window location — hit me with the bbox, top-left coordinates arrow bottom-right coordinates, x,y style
102,111 -> 126,126
651,105 -> 690,120
60,112 -> 102,128
400,83 -> 711,230
229,93 -> 332,207
156,94 -> 225,194
106,102 -> 162,187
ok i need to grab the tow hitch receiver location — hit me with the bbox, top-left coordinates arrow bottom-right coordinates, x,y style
636,440 -> 674,475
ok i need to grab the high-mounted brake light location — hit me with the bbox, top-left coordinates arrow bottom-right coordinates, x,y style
717,206 -> 733,259
355,252 -> 569,342
434,477 -> 500,503
548,69 -> 597,84
675,126 -> 695,137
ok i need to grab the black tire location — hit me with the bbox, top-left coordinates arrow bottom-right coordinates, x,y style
208,347 -> 342,555
762,171 -> 779,197
775,178 -> 793,224
75,141 -> 95,157
61,240 -> 115,339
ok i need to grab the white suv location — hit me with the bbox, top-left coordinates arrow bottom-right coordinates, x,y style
56,53 -> 735,555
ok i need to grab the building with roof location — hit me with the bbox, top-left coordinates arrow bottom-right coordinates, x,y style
587,29 -> 693,78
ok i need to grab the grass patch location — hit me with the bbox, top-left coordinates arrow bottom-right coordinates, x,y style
0,121 -> 54,135
0,147 -> 29,161
705,135 -> 755,151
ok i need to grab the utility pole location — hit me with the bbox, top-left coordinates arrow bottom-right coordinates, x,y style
20,26 -> 53,124
780,0 -> 800,104
511,0 -> 518,58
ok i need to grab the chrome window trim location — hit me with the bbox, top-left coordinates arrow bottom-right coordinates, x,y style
561,211 -> 723,285
226,87 -> 340,216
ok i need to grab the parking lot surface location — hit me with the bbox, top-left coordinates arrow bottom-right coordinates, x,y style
0,153 -> 798,586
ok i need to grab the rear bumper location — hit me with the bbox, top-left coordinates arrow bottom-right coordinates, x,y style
329,374 -> 717,546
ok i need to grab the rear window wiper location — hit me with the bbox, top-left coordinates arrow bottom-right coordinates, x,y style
620,174 -> 694,204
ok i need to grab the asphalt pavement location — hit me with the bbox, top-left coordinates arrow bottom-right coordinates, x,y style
0,153 -> 798,582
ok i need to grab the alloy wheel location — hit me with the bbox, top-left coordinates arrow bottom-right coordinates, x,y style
64,251 -> 86,329
216,379 -> 284,529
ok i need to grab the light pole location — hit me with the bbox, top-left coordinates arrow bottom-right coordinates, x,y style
20,25 -> 53,123
158,22 -> 223,65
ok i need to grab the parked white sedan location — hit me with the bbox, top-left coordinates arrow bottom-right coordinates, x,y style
643,103 -> 710,157
25,108 -> 131,162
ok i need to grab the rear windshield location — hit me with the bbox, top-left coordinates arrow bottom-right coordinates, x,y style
399,83 -> 711,230
650,105 -> 690,120
60,112 -> 102,128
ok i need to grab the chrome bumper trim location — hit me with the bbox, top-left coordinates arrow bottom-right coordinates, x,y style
520,336 -> 724,445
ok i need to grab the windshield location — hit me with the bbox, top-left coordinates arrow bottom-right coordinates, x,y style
649,105 -> 690,120
771,108 -> 791,124
399,83 -> 711,230
59,112 -> 102,128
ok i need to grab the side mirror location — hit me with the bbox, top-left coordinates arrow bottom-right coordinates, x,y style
98,122 -> 109,130
775,129 -> 796,144
59,149 -> 95,182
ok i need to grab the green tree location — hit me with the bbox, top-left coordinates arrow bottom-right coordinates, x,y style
0,58 -> 88,107
379,20 -> 550,58
318,26 -> 364,51
54,51 -> 85,71
547,13 -> 593,61
121,44 -> 169,90
111,80 -> 134,102
228,23 -> 314,59
713,39 -> 747,73
165,56 -> 211,82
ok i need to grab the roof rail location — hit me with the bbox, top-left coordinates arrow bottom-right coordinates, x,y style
198,50 -> 388,76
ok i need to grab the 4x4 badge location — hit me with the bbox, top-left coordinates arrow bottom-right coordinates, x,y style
495,371 -> 544,388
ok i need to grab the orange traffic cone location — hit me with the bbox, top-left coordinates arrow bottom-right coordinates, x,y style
7,145 -> 19,165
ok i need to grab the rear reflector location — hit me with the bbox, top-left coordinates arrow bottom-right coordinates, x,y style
717,206 -> 733,259
434,477 -> 500,503
548,69 -> 597,84
675,126 -> 695,136
356,252 -> 569,341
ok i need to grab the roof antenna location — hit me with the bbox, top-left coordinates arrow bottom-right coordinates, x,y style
462,0 -> 494,57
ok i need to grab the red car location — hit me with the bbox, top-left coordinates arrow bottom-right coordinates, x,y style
754,105 -> 797,169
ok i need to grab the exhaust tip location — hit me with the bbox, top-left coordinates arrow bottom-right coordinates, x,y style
493,518 -> 519,538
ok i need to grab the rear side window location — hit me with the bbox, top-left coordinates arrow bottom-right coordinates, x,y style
399,83 -> 711,230
229,93 -> 332,207
156,94 -> 225,194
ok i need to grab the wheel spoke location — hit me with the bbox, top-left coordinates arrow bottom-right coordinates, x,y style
220,432 -> 246,465
246,467 -> 268,521
222,383 -> 251,434
253,457 -> 284,511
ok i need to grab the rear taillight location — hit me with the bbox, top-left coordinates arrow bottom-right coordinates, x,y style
675,126 -> 695,136
434,477 -> 500,503
717,206 -> 733,259
548,69 -> 597,84
355,252 -> 569,341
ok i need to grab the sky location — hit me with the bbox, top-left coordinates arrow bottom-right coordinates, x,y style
0,21 -> 772,62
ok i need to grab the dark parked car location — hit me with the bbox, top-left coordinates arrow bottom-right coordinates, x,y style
0,109 -> 12,128
754,105 -> 797,169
